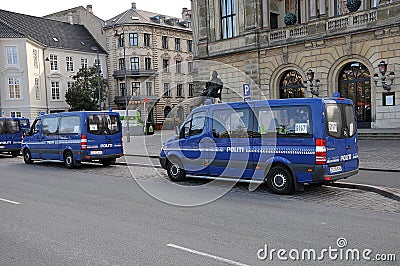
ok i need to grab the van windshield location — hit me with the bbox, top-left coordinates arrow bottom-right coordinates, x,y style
326,104 -> 356,138
87,114 -> 121,135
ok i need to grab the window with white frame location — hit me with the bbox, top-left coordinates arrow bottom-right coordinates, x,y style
33,49 -> 38,68
176,60 -> 182,73
221,0 -> 237,39
10,111 -> 22,118
145,57 -> 152,70
129,33 -> 138,46
49,54 -> 58,71
146,82 -> 152,96
34,78 -> 40,100
130,57 -> 139,70
67,81 -> 74,91
6,46 -> 18,65
144,33 -> 151,46
81,58 -> 88,69
175,38 -> 181,51
51,81 -> 60,100
132,82 -> 140,95
66,56 -> 74,72
8,77 -> 21,99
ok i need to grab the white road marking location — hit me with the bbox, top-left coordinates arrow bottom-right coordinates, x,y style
167,243 -> 249,266
0,197 -> 21,205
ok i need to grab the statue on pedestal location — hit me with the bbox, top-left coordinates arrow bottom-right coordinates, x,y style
200,71 -> 223,102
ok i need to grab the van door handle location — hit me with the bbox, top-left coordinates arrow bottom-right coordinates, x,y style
346,145 -> 351,150
106,139 -> 112,142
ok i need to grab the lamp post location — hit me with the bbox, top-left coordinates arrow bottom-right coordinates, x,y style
90,45 -> 101,110
303,69 -> 320,97
373,60 -> 395,91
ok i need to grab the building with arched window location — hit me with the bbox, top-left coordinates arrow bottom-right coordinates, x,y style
192,0 -> 400,129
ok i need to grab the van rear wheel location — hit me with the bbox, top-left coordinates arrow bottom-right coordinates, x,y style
23,149 -> 33,164
266,166 -> 294,195
64,151 -> 75,169
101,158 -> 113,166
167,160 -> 187,182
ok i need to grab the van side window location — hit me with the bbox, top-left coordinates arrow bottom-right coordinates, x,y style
326,104 -> 343,138
6,119 -> 20,134
31,119 -> 41,135
212,108 -> 251,138
180,111 -> 206,138
60,116 -> 81,134
257,106 -> 312,136
42,117 -> 59,135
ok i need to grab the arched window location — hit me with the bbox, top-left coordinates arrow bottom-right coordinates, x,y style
164,106 -> 172,118
338,62 -> 371,128
279,70 -> 305,98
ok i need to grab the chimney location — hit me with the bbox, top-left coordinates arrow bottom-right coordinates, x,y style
86,4 -> 93,14
131,2 -> 136,10
67,12 -> 73,25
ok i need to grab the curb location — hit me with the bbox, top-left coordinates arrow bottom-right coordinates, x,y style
326,182 -> 400,202
359,167 -> 400,173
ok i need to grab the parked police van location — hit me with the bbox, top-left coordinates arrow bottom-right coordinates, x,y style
0,117 -> 30,157
22,111 -> 123,168
159,98 -> 359,194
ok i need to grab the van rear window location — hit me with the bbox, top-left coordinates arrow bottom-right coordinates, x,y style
6,119 -> 20,134
87,114 -> 121,135
326,104 -> 356,138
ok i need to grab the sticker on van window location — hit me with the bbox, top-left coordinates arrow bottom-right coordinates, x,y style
90,124 -> 97,131
328,122 -> 338,132
295,123 -> 308,134
349,123 -> 354,135
74,126 -> 80,133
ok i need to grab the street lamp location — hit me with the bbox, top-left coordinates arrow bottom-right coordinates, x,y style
303,69 -> 320,97
115,27 -> 130,142
373,60 -> 395,91
90,45 -> 101,110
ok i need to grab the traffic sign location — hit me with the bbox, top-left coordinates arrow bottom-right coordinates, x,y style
243,84 -> 251,101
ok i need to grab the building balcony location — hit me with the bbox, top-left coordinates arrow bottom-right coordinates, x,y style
112,69 -> 158,79
114,95 -> 159,105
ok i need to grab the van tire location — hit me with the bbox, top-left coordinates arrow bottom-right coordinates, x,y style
167,160 -> 187,182
266,166 -> 294,195
23,149 -> 33,164
64,151 -> 75,169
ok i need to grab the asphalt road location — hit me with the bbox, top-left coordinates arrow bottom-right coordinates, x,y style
1,157 -> 399,265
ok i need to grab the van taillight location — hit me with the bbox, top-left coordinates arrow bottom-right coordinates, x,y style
315,138 -> 326,165
81,134 -> 87,150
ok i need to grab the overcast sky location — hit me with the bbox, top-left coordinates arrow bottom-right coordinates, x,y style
1,0 -> 191,20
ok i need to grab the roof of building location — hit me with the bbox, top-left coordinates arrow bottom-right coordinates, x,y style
104,7 -> 191,32
0,9 -> 105,54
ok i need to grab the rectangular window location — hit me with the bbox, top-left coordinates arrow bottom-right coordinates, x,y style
118,33 -> 125,47
42,116 -> 59,135
6,46 -> 18,65
146,82 -> 153,96
144,33 -> 151,46
181,111 -> 206,138
49,54 -> 58,71
221,0 -> 237,39
163,59 -> 169,73
59,116 -> 81,134
145,57 -> 152,70
177,84 -> 183,97
164,83 -> 170,97
33,49 -> 38,68
51,81 -> 60,100
176,60 -> 182,73
129,33 -> 138,46
67,81 -> 74,91
120,83 -> 126,96
8,77 -> 21,99
81,58 -> 88,69
130,57 -> 139,70
175,38 -> 181,51
118,58 -> 125,70
66,56 -> 74,72
212,108 -> 251,138
162,36 -> 168,49
187,40 -> 193,52
87,114 -> 121,135
189,83 -> 194,97
34,78 -> 40,100
131,82 -> 140,95
10,112 -> 22,119
188,62 -> 193,73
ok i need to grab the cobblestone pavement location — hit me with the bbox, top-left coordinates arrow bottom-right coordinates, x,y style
125,131 -> 400,171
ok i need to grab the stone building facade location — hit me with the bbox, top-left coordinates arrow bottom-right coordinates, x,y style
192,0 -> 400,129
104,2 -> 193,129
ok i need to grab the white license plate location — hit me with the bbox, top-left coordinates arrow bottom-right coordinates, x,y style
90,150 -> 103,155
330,166 -> 342,173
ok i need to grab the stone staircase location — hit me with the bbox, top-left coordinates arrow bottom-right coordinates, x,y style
358,129 -> 400,140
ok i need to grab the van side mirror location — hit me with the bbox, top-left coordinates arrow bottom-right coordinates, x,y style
23,128 -> 31,136
175,126 -> 179,136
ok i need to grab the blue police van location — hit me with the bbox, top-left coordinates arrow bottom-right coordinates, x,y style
0,117 -> 30,157
22,111 -> 123,168
159,98 -> 359,194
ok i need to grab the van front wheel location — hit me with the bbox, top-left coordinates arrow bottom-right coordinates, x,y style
23,149 -> 33,164
64,151 -> 75,169
267,166 -> 294,195
167,160 -> 186,182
